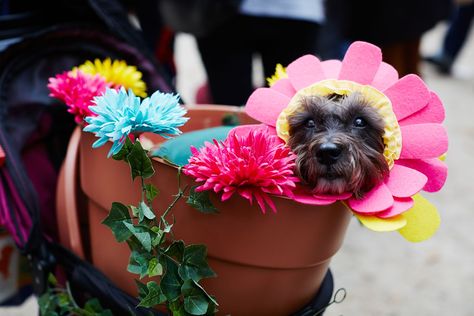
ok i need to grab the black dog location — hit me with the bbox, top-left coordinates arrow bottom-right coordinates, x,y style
287,92 -> 389,198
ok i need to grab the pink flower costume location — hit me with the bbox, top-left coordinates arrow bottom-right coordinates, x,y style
235,41 -> 448,242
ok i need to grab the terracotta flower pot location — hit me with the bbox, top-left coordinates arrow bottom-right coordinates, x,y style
57,105 -> 352,316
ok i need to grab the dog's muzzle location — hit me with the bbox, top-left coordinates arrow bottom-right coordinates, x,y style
316,142 -> 342,165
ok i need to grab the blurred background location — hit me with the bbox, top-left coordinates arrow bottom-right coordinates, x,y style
1,0 -> 473,315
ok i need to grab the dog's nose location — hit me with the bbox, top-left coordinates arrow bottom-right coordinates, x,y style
317,143 -> 342,165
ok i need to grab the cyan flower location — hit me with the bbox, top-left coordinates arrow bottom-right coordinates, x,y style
84,87 -> 188,157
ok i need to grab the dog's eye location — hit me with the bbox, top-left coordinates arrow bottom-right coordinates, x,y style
305,119 -> 316,128
353,117 -> 367,128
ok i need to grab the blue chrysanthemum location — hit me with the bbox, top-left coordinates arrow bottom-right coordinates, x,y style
84,87 -> 188,157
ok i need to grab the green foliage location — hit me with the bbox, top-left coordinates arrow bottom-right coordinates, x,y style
102,202 -> 133,242
102,139 -> 218,315
39,273 -> 112,316
186,186 -> 218,214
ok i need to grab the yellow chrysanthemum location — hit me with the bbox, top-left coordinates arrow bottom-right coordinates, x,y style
78,58 -> 147,97
276,79 -> 402,169
267,64 -> 288,87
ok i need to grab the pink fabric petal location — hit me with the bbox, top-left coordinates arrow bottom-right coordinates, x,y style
245,88 -> 291,126
312,192 -> 353,200
395,159 -> 447,192
286,55 -> 326,90
229,124 -> 269,137
292,187 -> 336,205
377,197 -> 414,218
348,183 -> 394,213
338,41 -> 382,84
371,62 -> 399,91
385,164 -> 427,198
399,91 -> 445,125
383,74 -> 430,121
400,123 -> 448,159
321,59 -> 342,79
271,78 -> 297,97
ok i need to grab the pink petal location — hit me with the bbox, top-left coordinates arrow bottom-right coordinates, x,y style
271,78 -> 297,97
399,91 -> 445,125
383,74 -> 430,121
292,187 -> 336,205
385,164 -> 427,198
371,62 -> 399,91
286,55 -> 326,90
395,159 -> 447,192
377,197 -> 414,218
312,192 -> 353,200
245,88 -> 291,126
400,123 -> 448,159
348,183 -> 394,213
321,59 -> 342,79
338,41 -> 382,84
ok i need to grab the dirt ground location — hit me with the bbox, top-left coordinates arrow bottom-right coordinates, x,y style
2,22 -> 473,316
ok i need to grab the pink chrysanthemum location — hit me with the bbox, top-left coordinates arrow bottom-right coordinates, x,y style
48,70 -> 109,124
184,128 -> 299,214
239,41 -> 448,241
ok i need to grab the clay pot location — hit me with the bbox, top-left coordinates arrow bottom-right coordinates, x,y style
57,105 -> 352,316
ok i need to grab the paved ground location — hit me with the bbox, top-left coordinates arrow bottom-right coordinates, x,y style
2,22 -> 473,315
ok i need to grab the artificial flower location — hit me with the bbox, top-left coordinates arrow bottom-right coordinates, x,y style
183,128 -> 299,214
78,58 -> 147,97
48,70 -> 109,124
239,41 -> 448,241
84,87 -> 188,157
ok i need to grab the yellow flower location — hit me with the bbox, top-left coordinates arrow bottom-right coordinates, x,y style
267,64 -> 288,87
78,58 -> 147,97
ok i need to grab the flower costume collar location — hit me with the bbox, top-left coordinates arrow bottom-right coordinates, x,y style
237,41 -> 448,242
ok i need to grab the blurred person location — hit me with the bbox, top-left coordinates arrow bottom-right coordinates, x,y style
424,0 -> 474,74
326,0 -> 452,76
194,0 -> 325,105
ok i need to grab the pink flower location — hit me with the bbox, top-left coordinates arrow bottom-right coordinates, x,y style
184,128 -> 299,214
48,70 -> 109,124
241,41 -> 448,240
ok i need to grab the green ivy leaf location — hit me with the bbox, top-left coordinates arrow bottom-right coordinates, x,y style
102,202 -> 133,242
124,222 -> 156,252
128,141 -> 154,180
186,187 -> 218,214
144,183 -> 159,202
148,257 -> 163,277
179,245 -> 216,282
139,201 -> 156,222
138,281 -> 167,308
165,240 -> 185,262
112,137 -> 134,161
127,250 -> 152,278
181,280 -> 209,315
160,256 -> 183,301
151,227 -> 164,248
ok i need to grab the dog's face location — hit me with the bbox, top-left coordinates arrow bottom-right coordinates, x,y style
287,92 -> 389,198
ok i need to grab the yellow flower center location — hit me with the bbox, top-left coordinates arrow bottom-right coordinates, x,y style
276,79 -> 402,168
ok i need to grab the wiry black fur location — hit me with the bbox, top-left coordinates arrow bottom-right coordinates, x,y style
287,93 -> 389,198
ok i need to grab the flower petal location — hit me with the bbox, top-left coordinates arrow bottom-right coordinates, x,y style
347,183 -> 394,213
355,214 -> 407,232
395,158 -> 447,192
400,123 -> 448,159
399,91 -> 445,125
338,41 -> 382,84
383,74 -> 430,121
371,62 -> 398,91
286,55 -> 326,90
398,194 -> 441,242
385,164 -> 427,198
312,192 -> 353,200
377,197 -> 414,218
321,59 -> 342,79
271,78 -> 297,97
245,88 -> 291,126
292,187 -> 336,205
229,124 -> 279,139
